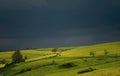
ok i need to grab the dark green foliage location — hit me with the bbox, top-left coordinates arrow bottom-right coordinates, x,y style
52,48 -> 58,53
19,69 -> 25,73
18,68 -> 32,74
90,51 -> 95,57
59,62 -> 77,68
1,59 -> 6,64
97,58 -> 104,60
104,49 -> 109,55
51,60 -> 56,65
12,50 -> 24,63
77,67 -> 96,74
82,58 -> 88,62
26,68 -> 32,71
24,55 -> 28,61
56,53 -> 61,56
4,62 -> 16,69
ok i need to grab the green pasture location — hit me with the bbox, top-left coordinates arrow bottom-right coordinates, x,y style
0,42 -> 120,76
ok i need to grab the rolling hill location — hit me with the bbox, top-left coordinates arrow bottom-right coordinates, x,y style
0,42 -> 120,76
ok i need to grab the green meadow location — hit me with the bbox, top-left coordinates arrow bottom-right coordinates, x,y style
0,42 -> 120,76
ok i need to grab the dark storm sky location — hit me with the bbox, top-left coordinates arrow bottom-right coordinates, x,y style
0,0 -> 120,51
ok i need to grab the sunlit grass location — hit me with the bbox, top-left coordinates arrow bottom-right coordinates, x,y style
62,42 -> 120,57
0,64 -> 5,68
0,48 -> 53,63
0,42 -> 120,76
79,67 -> 120,76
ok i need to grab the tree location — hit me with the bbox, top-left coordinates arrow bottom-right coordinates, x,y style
12,50 -> 23,63
104,49 -> 109,55
52,48 -> 58,53
90,51 -> 95,57
51,60 -> 55,65
24,55 -> 28,60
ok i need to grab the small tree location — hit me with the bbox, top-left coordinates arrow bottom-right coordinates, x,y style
104,49 -> 109,55
12,50 -> 23,63
90,51 -> 95,57
24,55 -> 28,60
52,48 -> 58,53
51,60 -> 55,65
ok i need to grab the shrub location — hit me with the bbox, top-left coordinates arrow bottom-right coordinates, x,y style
18,68 -> 32,74
51,60 -> 55,65
19,69 -> 25,73
59,62 -> 77,68
24,55 -> 28,60
77,67 -> 96,74
104,49 -> 109,55
4,62 -> 14,68
52,48 -> 58,53
97,58 -> 104,60
90,51 -> 95,57
26,68 -> 32,71
83,58 -> 88,62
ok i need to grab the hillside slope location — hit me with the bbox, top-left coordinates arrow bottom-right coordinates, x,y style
0,42 -> 120,76
62,42 -> 120,57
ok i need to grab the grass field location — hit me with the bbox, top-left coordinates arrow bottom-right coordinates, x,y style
0,42 -> 120,76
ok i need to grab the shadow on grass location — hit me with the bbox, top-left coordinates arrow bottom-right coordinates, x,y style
59,62 -> 77,68
77,67 -> 96,74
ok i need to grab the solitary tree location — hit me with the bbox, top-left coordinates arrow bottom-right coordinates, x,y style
104,49 -> 109,55
51,60 -> 55,65
12,50 -> 23,63
90,51 -> 95,57
52,48 -> 58,53
24,55 -> 28,60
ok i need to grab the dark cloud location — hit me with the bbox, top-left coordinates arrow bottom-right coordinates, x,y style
0,0 -> 48,9
0,0 -> 120,51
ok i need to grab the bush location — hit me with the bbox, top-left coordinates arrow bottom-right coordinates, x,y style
24,55 -> 28,60
18,68 -> 32,74
104,49 -> 109,55
26,68 -> 32,71
4,62 -> 14,68
90,51 -> 95,57
59,62 -> 77,68
52,48 -> 58,53
97,58 -> 104,60
51,60 -> 55,65
77,67 -> 96,74
19,69 -> 25,73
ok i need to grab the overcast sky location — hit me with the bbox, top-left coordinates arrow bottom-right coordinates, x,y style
0,0 -> 120,51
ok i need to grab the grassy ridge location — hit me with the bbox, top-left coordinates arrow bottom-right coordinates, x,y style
0,48 -> 53,63
0,42 -> 120,76
47,61 -> 120,76
62,42 -> 120,57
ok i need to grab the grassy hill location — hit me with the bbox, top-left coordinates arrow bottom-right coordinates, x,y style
62,42 -> 120,57
0,42 -> 120,76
